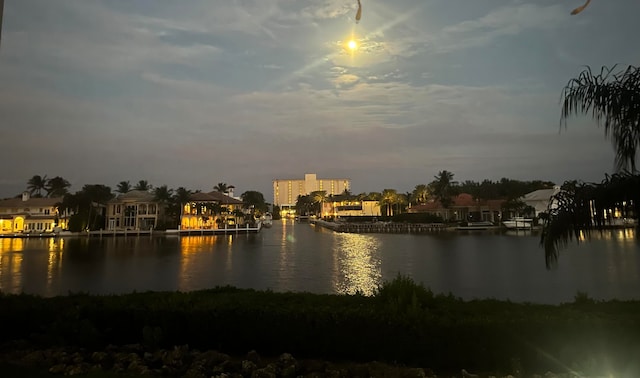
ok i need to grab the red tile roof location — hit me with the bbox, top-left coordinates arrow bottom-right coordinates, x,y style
410,193 -> 505,212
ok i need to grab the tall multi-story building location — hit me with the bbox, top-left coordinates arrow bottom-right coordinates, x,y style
273,173 -> 350,217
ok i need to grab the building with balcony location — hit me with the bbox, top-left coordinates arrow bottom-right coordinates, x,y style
0,192 -> 68,234
321,199 -> 381,219
105,190 -> 161,231
180,191 -> 245,230
273,173 -> 351,217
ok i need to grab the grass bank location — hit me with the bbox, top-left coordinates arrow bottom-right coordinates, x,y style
1,276 -> 639,376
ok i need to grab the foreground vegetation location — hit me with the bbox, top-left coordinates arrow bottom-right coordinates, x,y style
1,276 -> 639,376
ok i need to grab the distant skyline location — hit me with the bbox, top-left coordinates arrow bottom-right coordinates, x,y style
1,0 -> 638,198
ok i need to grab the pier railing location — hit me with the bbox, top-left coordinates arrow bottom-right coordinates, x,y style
311,219 -> 449,233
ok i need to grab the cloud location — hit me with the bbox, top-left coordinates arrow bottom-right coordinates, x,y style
429,2 -> 568,53
1,0 -> 637,198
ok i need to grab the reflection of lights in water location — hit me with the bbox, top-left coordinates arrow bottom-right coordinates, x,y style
578,230 -> 587,242
47,239 -> 64,294
0,238 -> 24,252
179,236 -> 221,290
583,228 -> 636,243
333,233 -> 381,296
0,245 -> 23,291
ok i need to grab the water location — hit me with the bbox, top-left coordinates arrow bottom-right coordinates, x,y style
1,220 -> 639,304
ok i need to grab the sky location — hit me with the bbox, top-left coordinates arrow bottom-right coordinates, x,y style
0,0 -> 638,199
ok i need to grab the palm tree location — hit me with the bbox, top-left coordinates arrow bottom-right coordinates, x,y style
429,170 -> 458,212
153,185 -> 174,227
379,189 -> 398,217
311,190 -> 327,217
411,184 -> 430,205
543,65 -> 640,267
45,176 -> 71,197
27,175 -> 48,197
295,194 -> 314,216
116,181 -> 132,194
171,187 -> 192,227
134,180 -> 152,192
214,182 -> 234,195
561,65 -> 640,172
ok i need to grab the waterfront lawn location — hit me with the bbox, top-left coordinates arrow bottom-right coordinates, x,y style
1,276 -> 639,376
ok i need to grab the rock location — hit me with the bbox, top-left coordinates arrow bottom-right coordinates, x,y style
91,351 -> 108,364
19,350 -> 46,366
48,363 -> 66,374
462,368 -> 480,377
71,351 -> 84,365
402,367 -> 427,377
128,358 -> 151,375
251,366 -> 277,378
66,362 -> 91,376
281,364 -> 297,378
242,359 -> 258,375
299,359 -> 327,374
246,349 -> 261,365
278,352 -> 296,367
197,350 -> 231,367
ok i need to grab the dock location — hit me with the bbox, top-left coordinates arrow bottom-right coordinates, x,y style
165,222 -> 262,236
310,219 -> 449,233
0,222 -> 262,238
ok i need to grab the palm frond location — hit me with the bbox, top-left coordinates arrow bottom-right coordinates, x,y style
560,65 -> 640,172
542,172 -> 640,268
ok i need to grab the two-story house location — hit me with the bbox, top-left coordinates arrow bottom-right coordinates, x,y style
0,192 -> 68,234
105,190 -> 162,231
181,191 -> 245,230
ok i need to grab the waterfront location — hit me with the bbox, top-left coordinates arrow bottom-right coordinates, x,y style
1,220 -> 639,303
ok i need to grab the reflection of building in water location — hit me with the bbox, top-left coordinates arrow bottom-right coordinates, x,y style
47,239 -> 64,295
0,192 -> 70,234
273,173 -> 351,218
0,239 -> 24,292
332,233 -> 381,296
178,235 -> 233,291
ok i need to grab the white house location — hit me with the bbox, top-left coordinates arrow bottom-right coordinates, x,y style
522,186 -> 561,217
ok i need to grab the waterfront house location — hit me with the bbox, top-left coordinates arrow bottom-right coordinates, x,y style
321,199 -> 381,219
0,192 -> 69,234
521,186 -> 561,217
408,193 -> 505,222
180,191 -> 245,230
105,190 -> 161,231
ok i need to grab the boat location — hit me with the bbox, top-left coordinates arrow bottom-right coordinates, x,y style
262,212 -> 273,228
502,217 -> 533,230
456,221 -> 496,231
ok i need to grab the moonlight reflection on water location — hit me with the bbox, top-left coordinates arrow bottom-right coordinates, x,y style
332,232 -> 382,296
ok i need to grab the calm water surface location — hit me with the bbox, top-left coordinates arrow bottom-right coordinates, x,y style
1,220 -> 639,303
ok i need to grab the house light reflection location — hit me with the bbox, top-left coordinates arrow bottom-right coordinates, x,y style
179,236 -> 219,291
0,240 -> 23,292
332,233 -> 382,296
47,238 -> 64,293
